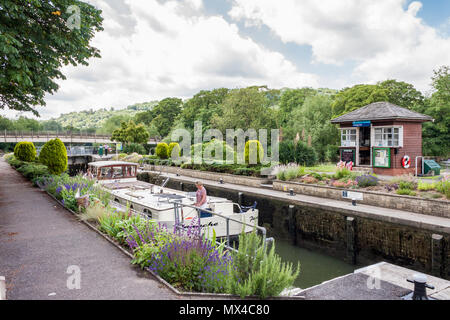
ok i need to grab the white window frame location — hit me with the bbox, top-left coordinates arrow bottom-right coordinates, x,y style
371,126 -> 403,148
340,128 -> 357,147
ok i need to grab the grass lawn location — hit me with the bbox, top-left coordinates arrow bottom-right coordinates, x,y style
304,163 -> 337,173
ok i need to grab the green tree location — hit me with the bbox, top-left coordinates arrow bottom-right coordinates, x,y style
0,116 -> 14,130
279,88 -> 317,125
41,120 -> 63,131
378,79 -> 424,109
211,87 -> 275,133
181,88 -> 229,130
12,116 -> 42,131
419,66 -> 450,156
285,95 -> 339,162
97,114 -> 131,134
331,84 -> 389,116
0,0 -> 103,116
111,120 -> 149,145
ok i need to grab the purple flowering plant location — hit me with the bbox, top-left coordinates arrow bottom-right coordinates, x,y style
125,218 -> 232,293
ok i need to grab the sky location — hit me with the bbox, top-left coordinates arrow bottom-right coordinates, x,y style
3,0 -> 450,120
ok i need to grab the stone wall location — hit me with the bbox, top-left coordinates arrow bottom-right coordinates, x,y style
273,180 -> 449,218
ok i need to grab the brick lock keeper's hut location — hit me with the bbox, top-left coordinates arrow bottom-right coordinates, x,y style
330,102 -> 433,176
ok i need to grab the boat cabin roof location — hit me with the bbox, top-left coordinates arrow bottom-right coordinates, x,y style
88,161 -> 138,168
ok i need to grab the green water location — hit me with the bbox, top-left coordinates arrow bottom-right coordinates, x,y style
274,240 -> 357,289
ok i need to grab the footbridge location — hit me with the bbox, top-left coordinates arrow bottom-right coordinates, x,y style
1,131 -> 158,145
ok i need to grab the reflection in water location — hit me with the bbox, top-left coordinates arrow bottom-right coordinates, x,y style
274,239 -> 358,289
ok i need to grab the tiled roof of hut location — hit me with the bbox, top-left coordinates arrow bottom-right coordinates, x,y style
330,102 -> 433,123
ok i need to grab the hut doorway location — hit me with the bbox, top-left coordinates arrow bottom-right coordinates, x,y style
358,127 -> 371,166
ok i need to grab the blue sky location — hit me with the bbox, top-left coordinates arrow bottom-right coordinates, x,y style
2,0 -> 449,120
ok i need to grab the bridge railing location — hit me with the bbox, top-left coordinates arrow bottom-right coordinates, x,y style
3,130 -> 112,140
36,145 -> 96,156
2,130 -> 158,144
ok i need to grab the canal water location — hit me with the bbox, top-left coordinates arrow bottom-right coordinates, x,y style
274,239 -> 357,289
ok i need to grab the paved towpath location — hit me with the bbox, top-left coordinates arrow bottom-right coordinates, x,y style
0,159 -> 194,300
150,171 -> 450,235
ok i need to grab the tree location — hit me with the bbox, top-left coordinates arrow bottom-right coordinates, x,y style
135,98 -> 183,138
41,120 -> 63,131
211,87 -> 275,133
285,95 -> 339,162
12,116 -> 42,131
181,88 -> 229,130
279,88 -> 317,125
0,0 -> 103,116
419,66 -> 450,156
331,84 -> 389,116
0,116 -> 14,130
378,80 -> 424,109
97,114 -> 131,134
111,120 -> 149,145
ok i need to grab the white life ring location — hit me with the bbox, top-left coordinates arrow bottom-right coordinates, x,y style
401,155 -> 411,169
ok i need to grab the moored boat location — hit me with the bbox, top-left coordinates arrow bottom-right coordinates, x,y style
87,161 -> 259,238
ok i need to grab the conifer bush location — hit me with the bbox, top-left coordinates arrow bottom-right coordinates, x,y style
168,142 -> 181,159
39,138 -> 68,175
244,140 -> 264,165
155,142 -> 169,159
14,141 -> 36,162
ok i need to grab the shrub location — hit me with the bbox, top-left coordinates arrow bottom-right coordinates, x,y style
17,163 -> 49,181
396,189 -> 416,196
273,164 -> 304,181
398,181 -> 416,190
204,139 -> 235,162
14,141 -> 36,162
123,143 -> 146,155
436,180 -> 450,199
279,141 -> 296,164
356,174 -> 378,188
324,145 -> 340,162
39,138 -> 68,175
168,142 -> 181,159
226,231 -> 300,299
244,140 -> 264,165
333,168 -> 352,180
294,141 -> 317,167
417,182 -> 436,191
155,142 -> 169,159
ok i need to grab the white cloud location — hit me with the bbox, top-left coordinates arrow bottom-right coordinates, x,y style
39,0 -> 317,119
229,0 -> 450,90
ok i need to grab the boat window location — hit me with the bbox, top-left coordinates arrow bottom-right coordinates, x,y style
112,166 -> 124,178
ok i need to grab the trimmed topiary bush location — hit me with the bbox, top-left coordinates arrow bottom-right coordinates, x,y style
155,142 -> 169,159
168,142 -> 181,159
244,140 -> 264,165
14,141 -> 36,162
39,138 -> 68,175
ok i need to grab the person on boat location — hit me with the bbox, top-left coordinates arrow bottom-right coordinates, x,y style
194,181 -> 208,209
84,168 -> 94,179
195,181 -> 211,218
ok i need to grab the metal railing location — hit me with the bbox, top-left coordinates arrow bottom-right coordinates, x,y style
172,201 -> 273,252
110,198 -> 272,252
36,145 -> 96,156
2,130 -> 158,143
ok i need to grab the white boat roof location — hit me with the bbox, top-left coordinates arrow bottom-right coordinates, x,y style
88,161 -> 138,167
